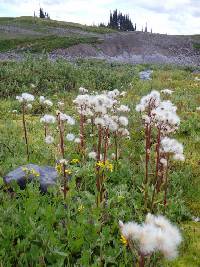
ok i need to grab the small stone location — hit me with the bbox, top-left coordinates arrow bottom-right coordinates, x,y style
139,70 -> 153,80
4,164 -> 58,193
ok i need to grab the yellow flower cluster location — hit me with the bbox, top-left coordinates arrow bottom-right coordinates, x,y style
78,204 -> 84,212
120,234 -> 128,246
55,164 -> 62,174
65,169 -> 72,175
21,167 -> 40,177
96,160 -> 113,172
55,164 -> 72,175
71,158 -> 80,164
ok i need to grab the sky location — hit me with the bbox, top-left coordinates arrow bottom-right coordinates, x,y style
0,0 -> 199,35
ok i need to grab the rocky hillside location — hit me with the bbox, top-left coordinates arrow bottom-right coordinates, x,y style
0,16 -> 199,66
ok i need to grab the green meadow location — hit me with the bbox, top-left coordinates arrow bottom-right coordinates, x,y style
0,57 -> 200,266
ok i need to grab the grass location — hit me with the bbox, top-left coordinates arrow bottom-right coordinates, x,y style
0,16 -> 116,34
193,43 -> 200,50
0,35 -> 99,53
0,58 -> 200,266
0,16 -> 115,53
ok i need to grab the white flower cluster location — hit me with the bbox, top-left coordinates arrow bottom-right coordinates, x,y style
161,89 -> 174,95
66,133 -> 75,141
58,112 -> 75,125
40,115 -> 56,124
152,100 -> 180,135
79,87 -> 88,94
119,213 -> 182,259
136,89 -> 180,136
39,96 -> 53,107
45,135 -> 54,144
73,88 -> 130,137
136,90 -> 180,135
136,90 -> 160,113
160,137 -> 185,161
136,90 -> 185,161
16,93 -> 35,103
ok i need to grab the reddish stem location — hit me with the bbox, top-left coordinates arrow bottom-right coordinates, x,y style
164,155 -> 169,213
57,114 -> 65,158
103,128 -> 109,164
114,132 -> 118,162
139,253 -> 145,267
44,123 -> 47,137
63,164 -> 68,199
144,124 -> 151,184
155,127 -> 161,186
22,103 -> 29,161
80,106 -> 85,153
96,126 -> 102,193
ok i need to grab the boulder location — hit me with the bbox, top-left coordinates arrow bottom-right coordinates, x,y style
139,70 -> 153,80
4,164 -> 58,192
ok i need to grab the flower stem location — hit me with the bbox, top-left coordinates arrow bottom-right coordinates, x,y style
114,131 -> 118,163
57,114 -> 65,158
163,155 -> 169,213
63,164 -> 68,200
96,126 -> 102,206
22,103 -> 29,161
44,123 -> 47,137
103,128 -> 109,163
139,253 -> 145,267
80,107 -> 85,155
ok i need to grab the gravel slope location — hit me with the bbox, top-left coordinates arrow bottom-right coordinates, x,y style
0,23 -> 199,66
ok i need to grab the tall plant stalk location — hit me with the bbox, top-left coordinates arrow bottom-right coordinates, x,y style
139,253 -> 145,267
22,102 -> 29,161
150,127 -> 161,211
57,113 -> 68,199
163,155 -> 169,213
80,106 -> 85,155
96,125 -> 102,206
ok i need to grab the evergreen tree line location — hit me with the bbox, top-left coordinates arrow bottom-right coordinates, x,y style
39,8 -> 50,19
100,10 -> 136,31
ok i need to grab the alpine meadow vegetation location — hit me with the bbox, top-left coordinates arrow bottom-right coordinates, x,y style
0,57 -> 200,266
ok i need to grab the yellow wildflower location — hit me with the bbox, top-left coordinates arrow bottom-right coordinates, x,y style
117,195 -> 125,201
65,169 -> 72,175
96,161 -> 113,172
71,158 -> 80,164
78,204 -> 84,212
105,160 -> 113,172
30,168 -> 40,177
96,161 -> 104,168
120,234 -> 128,246
55,164 -> 62,174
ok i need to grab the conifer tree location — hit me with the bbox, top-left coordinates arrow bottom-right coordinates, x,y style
39,8 -> 45,19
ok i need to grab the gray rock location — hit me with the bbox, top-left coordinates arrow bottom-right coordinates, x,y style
139,70 -> 153,80
4,164 -> 58,192
192,70 -> 200,74
192,216 -> 200,222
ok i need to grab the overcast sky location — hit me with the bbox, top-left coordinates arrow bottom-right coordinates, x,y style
0,0 -> 199,35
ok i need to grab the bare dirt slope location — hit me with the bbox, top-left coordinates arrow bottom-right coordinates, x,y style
51,31 -> 200,66
0,17 -> 199,66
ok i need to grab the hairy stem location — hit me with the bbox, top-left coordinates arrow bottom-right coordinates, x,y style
164,155 -> 169,213
96,126 -> 102,196
57,114 -> 65,158
103,128 -> 109,164
22,103 -> 29,161
80,106 -> 85,154
139,253 -> 145,267
114,131 -> 118,162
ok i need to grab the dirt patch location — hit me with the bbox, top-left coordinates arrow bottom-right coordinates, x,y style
0,29 -> 199,66
50,32 -> 200,66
